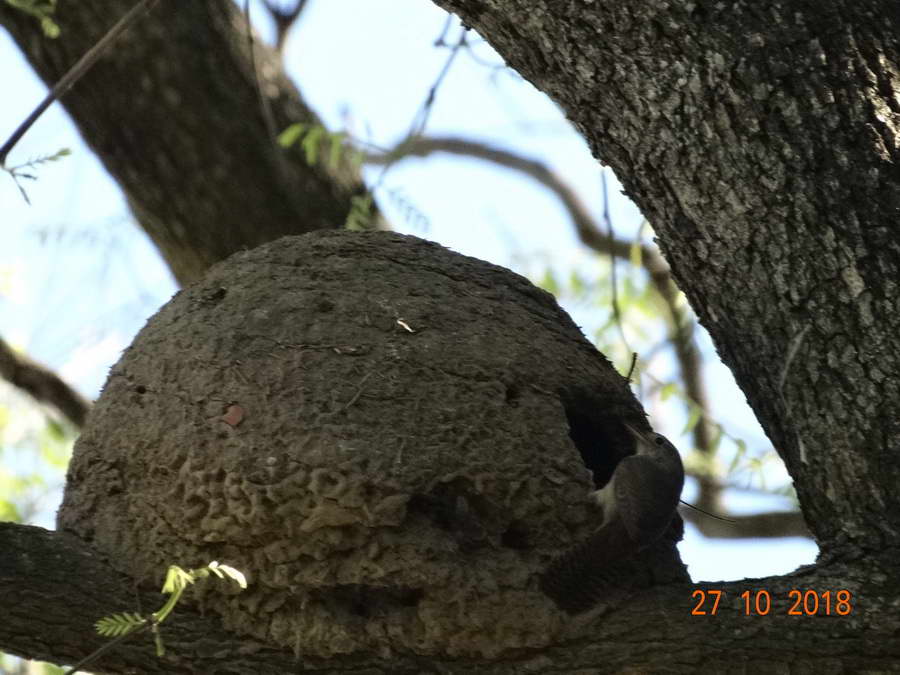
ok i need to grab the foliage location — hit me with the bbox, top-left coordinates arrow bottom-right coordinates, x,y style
5,0 -> 59,38
277,123 -> 364,171
0,383 -> 75,674
64,562 -> 247,674
276,124 -> 431,232
277,123 -> 377,229
0,382 -> 73,524
3,148 -> 71,204
345,193 -> 374,231
0,653 -> 64,674
93,561 -> 247,651
385,187 -> 430,232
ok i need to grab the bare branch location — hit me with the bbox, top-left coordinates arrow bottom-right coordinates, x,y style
0,336 -> 90,428
366,135 -> 644,260
681,506 -> 810,539
408,29 -> 467,138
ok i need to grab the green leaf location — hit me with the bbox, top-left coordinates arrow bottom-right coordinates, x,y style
6,0 -> 59,38
301,125 -> 325,166
328,131 -> 347,169
727,438 -> 747,475
96,611 -> 146,636
629,238 -> 643,268
345,194 -> 374,231
682,405 -> 701,435
569,269 -> 585,296
709,425 -> 724,453
0,498 -> 23,522
659,382 -> 678,402
537,268 -> 559,296
40,15 -> 59,37
164,565 -> 196,593
277,123 -> 306,148
45,417 -> 65,441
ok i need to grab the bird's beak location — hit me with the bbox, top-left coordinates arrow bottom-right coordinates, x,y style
622,422 -> 650,444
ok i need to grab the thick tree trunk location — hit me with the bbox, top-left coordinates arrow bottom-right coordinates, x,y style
0,0 -> 372,285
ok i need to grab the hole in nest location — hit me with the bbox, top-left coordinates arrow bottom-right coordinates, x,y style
501,520 -> 530,550
505,383 -> 521,404
561,393 -> 624,488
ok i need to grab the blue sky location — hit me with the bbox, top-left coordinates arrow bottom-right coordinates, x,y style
0,0 -> 816,582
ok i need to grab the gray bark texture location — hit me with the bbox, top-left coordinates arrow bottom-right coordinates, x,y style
0,0 -> 373,285
2,0 -> 899,672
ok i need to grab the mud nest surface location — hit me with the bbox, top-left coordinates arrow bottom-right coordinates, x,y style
58,230 -> 646,658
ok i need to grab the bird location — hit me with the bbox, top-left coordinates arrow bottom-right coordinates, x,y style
540,421 -> 685,613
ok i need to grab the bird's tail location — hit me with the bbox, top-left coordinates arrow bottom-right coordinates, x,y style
539,515 -> 639,614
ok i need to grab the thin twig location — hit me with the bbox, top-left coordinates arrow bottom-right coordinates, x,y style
0,335 -> 91,428
365,135 -> 636,257
681,506 -> 809,539
625,352 -> 638,381
602,170 -> 632,356
408,27 -> 466,139
63,622 -> 152,675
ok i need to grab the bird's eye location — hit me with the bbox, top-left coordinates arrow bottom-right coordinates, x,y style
654,435 -> 666,446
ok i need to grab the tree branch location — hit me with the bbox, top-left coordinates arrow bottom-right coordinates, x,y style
0,0 -> 373,285
0,520 -> 891,671
682,506 -> 810,539
368,135 -> 633,258
0,336 -> 90,428
0,0 -> 160,166
0,522 -> 300,673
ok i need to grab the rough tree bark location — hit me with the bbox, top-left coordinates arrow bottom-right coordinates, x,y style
0,0 -> 372,285
2,0 -> 900,672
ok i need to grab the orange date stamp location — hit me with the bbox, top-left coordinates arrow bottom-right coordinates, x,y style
691,589 -> 853,616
